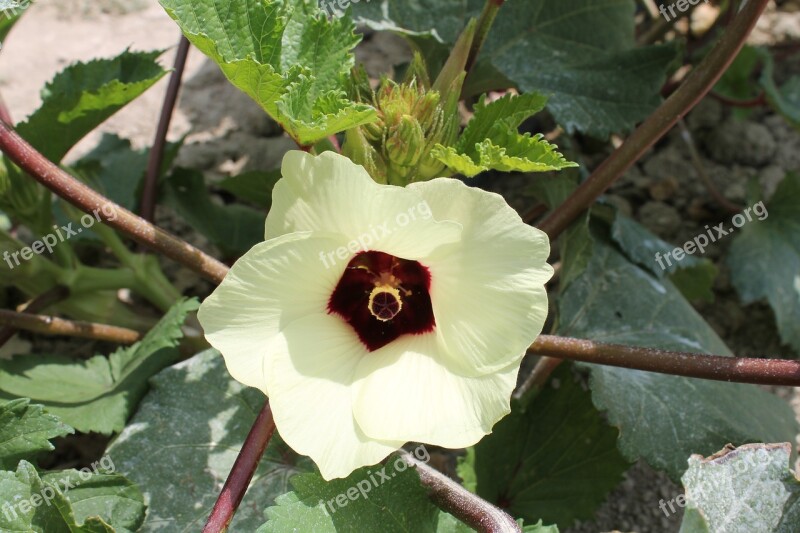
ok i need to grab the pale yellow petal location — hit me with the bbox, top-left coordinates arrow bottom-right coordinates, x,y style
409,178 -> 553,377
351,333 -> 519,448
197,232 -> 345,393
265,313 -> 404,480
266,151 -> 461,262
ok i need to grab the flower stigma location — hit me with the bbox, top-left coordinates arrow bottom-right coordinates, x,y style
368,284 -> 403,322
328,250 -> 435,351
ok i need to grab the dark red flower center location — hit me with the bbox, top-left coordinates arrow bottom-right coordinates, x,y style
328,251 -> 435,351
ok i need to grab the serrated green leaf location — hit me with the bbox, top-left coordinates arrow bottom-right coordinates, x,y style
559,221 -> 797,481
356,0 -> 679,137
459,366 -> 629,528
218,169 -> 281,209
679,443 -> 800,533
17,50 -> 168,163
433,92 -> 577,177
107,349 -> 312,531
0,460 -> 145,533
0,399 -> 73,470
455,92 -> 548,153
162,168 -> 265,258
0,299 -> 198,434
434,131 -> 577,177
40,468 -> 146,533
160,0 -> 376,145
727,173 -> 800,353
259,459 -> 442,533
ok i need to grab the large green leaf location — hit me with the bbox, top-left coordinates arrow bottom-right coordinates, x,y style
611,211 -> 717,302
218,169 -> 282,209
0,299 -> 198,434
454,92 -> 549,152
159,0 -> 376,145
558,220 -> 798,480
679,443 -> 800,532
108,349 -> 312,531
356,0 -> 679,137
17,50 -> 168,163
760,51 -> 800,129
728,173 -> 800,353
259,458 -> 442,533
457,366 -> 629,529
0,460 -> 145,533
0,399 -> 73,470
162,168 -> 265,258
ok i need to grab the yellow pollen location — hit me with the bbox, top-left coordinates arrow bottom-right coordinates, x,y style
368,285 -> 403,322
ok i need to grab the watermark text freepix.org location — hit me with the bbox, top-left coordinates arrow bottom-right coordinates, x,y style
319,200 -> 432,270
658,447 -> 771,519
322,444 -> 430,514
3,204 -> 119,270
659,0 -> 709,22
2,455 -> 115,522
654,200 -> 767,271
0,0 -> 32,19
318,0 -> 370,19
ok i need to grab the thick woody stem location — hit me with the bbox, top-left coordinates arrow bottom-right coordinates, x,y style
537,0 -> 770,240
0,120 -> 230,284
0,309 -> 142,344
400,451 -> 521,533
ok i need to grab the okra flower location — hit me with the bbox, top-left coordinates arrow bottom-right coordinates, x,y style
197,151 -> 553,479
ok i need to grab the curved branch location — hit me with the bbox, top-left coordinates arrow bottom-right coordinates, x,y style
203,399 -> 276,533
0,309 -> 142,344
528,335 -> 800,387
400,451 -> 521,533
0,285 -> 70,348
537,0 -> 770,240
0,120 -> 230,284
141,35 -> 191,222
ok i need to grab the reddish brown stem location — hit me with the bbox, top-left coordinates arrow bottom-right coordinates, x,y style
203,399 -> 276,533
0,285 -> 70,348
141,36 -> 191,223
0,93 -> 12,125
0,309 -> 142,344
400,451 -> 521,533
528,335 -> 800,387
0,120 -> 230,284
537,0 -> 769,240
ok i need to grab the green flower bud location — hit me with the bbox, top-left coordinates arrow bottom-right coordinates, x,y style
386,114 -> 425,169
342,126 -> 388,184
342,20 -> 476,185
343,76 -> 464,185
